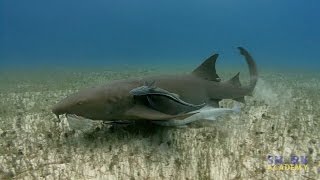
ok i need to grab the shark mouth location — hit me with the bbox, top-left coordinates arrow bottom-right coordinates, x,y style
65,114 -> 95,131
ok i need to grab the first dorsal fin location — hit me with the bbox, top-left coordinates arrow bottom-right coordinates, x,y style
227,72 -> 241,87
192,54 -> 221,82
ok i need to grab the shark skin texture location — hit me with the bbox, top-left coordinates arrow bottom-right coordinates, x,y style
52,47 -> 258,125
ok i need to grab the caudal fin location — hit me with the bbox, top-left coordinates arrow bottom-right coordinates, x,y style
238,47 -> 258,94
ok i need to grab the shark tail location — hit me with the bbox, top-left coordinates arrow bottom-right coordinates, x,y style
226,47 -> 258,103
238,47 -> 258,95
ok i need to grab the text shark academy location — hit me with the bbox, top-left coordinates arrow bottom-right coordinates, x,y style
267,155 -> 308,171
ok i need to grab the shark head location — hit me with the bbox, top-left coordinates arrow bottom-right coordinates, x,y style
52,88 -> 106,120
52,85 -> 133,120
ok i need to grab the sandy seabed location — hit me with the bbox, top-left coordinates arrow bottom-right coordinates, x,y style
0,67 -> 319,180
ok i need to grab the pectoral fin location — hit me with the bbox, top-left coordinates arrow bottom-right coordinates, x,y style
145,95 -> 198,115
131,83 -> 205,109
125,104 -> 197,120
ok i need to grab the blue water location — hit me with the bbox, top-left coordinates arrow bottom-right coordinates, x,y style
0,0 -> 319,70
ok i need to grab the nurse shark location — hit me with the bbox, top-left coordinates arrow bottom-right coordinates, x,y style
52,47 -> 258,125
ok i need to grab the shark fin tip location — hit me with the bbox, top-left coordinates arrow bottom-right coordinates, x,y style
227,72 -> 241,87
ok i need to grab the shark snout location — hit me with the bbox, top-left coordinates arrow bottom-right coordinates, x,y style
52,97 -> 75,117
51,88 -> 107,121
52,90 -> 87,117
51,103 -> 65,121
52,103 -> 65,116
51,101 -> 70,121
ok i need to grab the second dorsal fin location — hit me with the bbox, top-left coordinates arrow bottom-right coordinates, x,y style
192,54 -> 221,82
227,72 -> 241,87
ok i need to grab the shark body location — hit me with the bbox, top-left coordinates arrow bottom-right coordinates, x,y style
52,47 -> 258,123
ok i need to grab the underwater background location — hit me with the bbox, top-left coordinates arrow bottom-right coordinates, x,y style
1,0 -> 319,70
0,0 -> 320,179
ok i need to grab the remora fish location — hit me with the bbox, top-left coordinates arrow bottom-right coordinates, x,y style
52,47 -> 258,122
152,103 -> 241,127
129,80 -> 206,110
